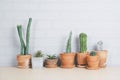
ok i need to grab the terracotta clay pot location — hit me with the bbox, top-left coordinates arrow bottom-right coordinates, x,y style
77,52 -> 88,68
17,54 -> 31,69
45,59 -> 58,68
96,50 -> 108,68
60,53 -> 75,68
87,55 -> 99,70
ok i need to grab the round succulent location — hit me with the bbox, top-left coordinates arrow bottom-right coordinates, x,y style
35,51 -> 43,57
90,51 -> 96,56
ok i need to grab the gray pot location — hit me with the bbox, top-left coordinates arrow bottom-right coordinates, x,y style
32,57 -> 43,69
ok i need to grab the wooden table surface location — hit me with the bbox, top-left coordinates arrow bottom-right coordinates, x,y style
0,66 -> 120,80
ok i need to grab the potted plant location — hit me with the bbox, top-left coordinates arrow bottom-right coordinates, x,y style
45,54 -> 58,68
16,18 -> 32,68
60,31 -> 75,68
32,51 -> 44,69
77,33 -> 88,68
95,41 -> 108,68
87,51 -> 99,70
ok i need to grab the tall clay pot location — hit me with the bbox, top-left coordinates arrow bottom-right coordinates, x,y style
87,55 -> 99,70
77,52 -> 88,68
60,53 -> 75,68
96,50 -> 108,68
17,54 -> 31,68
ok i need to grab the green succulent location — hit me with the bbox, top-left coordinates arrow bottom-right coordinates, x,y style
66,31 -> 72,53
90,51 -> 96,56
79,33 -> 87,53
35,51 -> 44,57
47,54 -> 56,59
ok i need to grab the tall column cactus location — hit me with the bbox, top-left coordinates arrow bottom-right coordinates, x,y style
25,18 -> 32,54
66,31 -> 72,53
17,18 -> 32,55
79,33 -> 87,53
17,25 -> 25,55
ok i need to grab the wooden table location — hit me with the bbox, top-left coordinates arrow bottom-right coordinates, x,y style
0,67 -> 120,80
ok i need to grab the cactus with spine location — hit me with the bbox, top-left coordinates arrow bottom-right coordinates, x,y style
79,33 -> 87,53
90,51 -> 96,56
17,18 -> 32,55
66,31 -> 72,53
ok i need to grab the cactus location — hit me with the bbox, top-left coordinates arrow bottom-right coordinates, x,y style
25,18 -> 32,54
17,18 -> 32,55
17,25 -> 26,55
90,51 -> 96,56
66,31 -> 72,53
79,33 -> 87,53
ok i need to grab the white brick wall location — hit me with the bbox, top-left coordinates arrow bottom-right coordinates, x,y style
0,0 -> 120,66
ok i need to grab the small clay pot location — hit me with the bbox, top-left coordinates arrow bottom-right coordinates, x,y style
60,53 -> 75,68
96,50 -> 108,68
77,52 -> 88,68
87,55 -> 99,70
17,54 -> 31,69
45,59 -> 58,68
